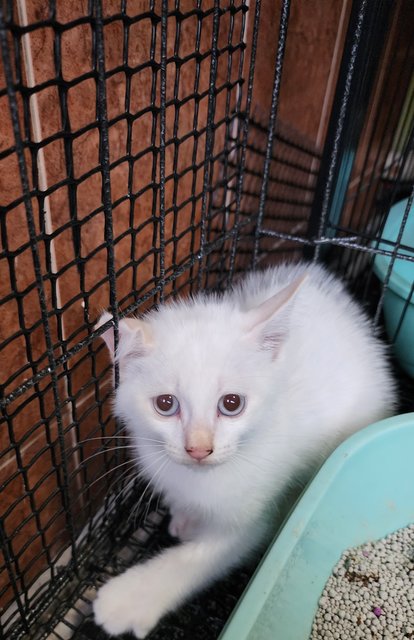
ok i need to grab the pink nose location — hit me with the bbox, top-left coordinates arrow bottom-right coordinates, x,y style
185,447 -> 213,461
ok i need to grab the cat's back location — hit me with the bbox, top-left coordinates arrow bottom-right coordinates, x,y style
232,261 -> 344,310
232,261 -> 377,358
232,261 -> 396,424
233,261 -> 368,335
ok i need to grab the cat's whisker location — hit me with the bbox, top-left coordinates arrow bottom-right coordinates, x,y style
139,458 -> 170,528
236,444 -> 284,465
78,435 -> 166,445
128,481 -> 152,527
227,453 -> 254,485
78,435 -> 129,443
103,466 -> 138,505
149,457 -> 170,498
131,436 -> 166,444
226,456 -> 246,486
238,436 -> 286,449
154,489 -> 165,518
85,458 -> 136,490
109,468 -> 136,496
128,451 -> 167,488
233,458 -> 285,514
141,485 -> 159,529
231,452 -> 276,478
230,455 -> 281,514
138,452 -> 169,481
236,451 -> 275,468
129,455 -> 170,528
76,442 -> 165,467
83,470 -> 139,519
109,474 -> 141,509
136,450 -> 169,465
130,488 -> 153,528
76,445 -> 139,466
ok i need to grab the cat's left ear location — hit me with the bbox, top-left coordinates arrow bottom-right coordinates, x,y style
94,311 -> 152,362
245,273 -> 307,355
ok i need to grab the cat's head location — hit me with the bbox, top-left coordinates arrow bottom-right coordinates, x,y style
96,275 -> 305,469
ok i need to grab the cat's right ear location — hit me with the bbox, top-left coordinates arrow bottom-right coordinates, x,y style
95,311 -> 152,362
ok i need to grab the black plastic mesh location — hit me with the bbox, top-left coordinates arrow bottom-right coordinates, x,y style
0,1 -> 413,639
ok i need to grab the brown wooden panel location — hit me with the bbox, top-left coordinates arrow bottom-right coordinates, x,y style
246,0 -> 351,149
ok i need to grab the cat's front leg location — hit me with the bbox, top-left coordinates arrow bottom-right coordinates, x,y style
93,531 -> 250,638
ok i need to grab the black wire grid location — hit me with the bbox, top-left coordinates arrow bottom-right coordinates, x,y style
0,1 -> 413,639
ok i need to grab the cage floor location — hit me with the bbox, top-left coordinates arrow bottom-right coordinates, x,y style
53,514 -> 257,640
79,566 -> 256,640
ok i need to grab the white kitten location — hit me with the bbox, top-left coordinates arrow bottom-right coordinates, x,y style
93,261 -> 396,638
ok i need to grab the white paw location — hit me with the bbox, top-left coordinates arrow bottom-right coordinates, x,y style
168,511 -> 199,541
93,566 -> 166,638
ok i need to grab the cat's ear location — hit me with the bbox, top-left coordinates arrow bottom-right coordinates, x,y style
245,273 -> 307,354
95,311 -> 152,362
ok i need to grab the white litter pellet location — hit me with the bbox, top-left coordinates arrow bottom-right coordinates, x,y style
310,523 -> 414,639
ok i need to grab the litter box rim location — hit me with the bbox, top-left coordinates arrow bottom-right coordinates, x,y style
220,412 -> 414,640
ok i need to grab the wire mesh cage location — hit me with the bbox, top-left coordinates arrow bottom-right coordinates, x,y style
0,1 -> 413,639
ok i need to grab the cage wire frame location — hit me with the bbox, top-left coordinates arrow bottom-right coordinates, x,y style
0,0 -> 413,638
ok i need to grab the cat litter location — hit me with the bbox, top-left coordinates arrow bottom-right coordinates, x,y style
310,523 -> 414,639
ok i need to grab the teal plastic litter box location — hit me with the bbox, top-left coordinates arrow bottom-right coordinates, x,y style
220,412 -> 414,640
373,197 -> 414,377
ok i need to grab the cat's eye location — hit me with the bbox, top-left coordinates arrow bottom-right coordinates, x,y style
154,394 -> 180,416
218,394 -> 245,416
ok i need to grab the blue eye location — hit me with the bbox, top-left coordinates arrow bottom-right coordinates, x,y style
154,394 -> 180,416
218,394 -> 245,416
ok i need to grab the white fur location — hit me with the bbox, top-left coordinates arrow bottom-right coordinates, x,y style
93,261 -> 396,637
